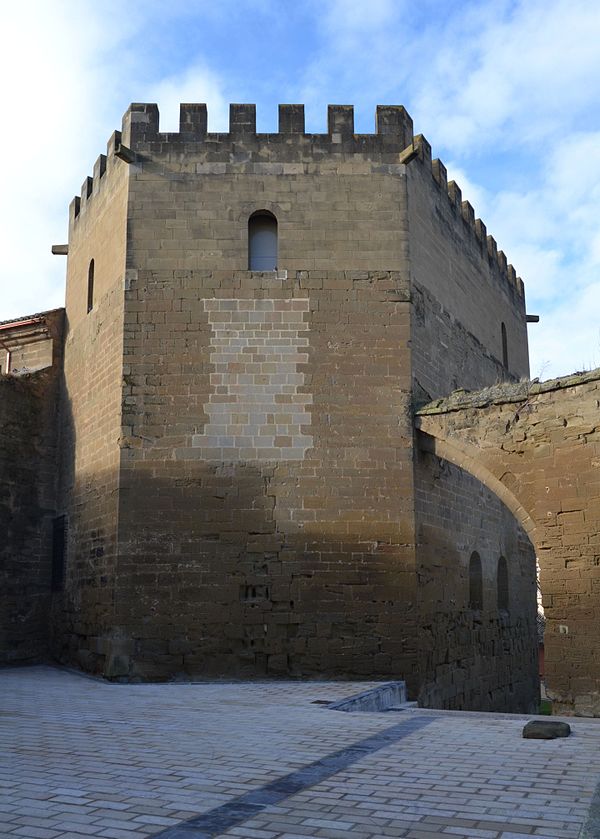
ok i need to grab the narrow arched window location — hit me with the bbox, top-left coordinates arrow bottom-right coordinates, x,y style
469,551 -> 483,610
248,211 -> 277,271
87,259 -> 95,314
501,322 -> 508,369
497,556 -> 509,612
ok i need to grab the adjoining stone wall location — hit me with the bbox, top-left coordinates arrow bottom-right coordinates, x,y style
411,279 -> 538,712
416,371 -> 600,715
0,311 -> 63,376
113,269 -> 417,684
416,452 -> 538,711
0,311 -> 64,664
0,374 -> 54,663
5,338 -> 53,375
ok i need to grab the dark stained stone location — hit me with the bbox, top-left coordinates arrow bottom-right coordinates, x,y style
523,720 -> 571,739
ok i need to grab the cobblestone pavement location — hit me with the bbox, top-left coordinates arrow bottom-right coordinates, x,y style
2,666 -> 600,839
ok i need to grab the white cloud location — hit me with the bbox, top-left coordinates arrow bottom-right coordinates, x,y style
449,131 -> 600,379
0,2 -> 135,319
440,164 -> 489,217
0,3 -> 230,321
144,65 -> 229,133
414,0 -> 600,152
529,281 -> 600,378
322,0 -> 399,33
298,0 -> 414,130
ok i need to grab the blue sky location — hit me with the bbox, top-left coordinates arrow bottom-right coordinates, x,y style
2,0 -> 599,378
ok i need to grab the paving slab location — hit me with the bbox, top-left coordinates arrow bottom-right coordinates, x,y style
2,667 -> 600,839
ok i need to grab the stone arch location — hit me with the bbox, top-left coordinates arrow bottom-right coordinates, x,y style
416,371 -> 600,715
418,431 -> 538,549
415,424 -> 539,714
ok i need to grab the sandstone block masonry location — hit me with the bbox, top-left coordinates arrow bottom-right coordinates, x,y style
2,103 -> 538,713
115,267 -> 416,683
196,297 -> 312,462
416,371 -> 600,715
0,310 -> 64,664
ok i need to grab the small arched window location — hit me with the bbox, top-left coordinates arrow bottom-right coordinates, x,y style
497,556 -> 509,612
469,551 -> 483,610
501,322 -> 508,369
248,211 -> 277,271
87,259 -> 95,314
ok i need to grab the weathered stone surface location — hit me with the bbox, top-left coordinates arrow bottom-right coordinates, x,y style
416,369 -> 600,414
416,369 -> 600,715
411,279 -> 537,713
523,720 -> 571,739
1,102 -> 539,714
0,310 -> 63,665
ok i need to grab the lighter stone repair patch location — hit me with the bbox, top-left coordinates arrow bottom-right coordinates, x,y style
194,298 -> 312,462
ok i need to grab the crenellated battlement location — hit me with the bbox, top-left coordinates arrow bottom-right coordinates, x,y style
119,102 -> 415,149
69,130 -> 125,227
68,101 -> 524,298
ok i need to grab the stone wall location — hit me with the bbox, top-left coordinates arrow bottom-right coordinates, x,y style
415,452 -> 538,711
114,269 -> 417,683
3,338 -> 53,375
416,371 -> 600,715
45,101 -> 538,705
410,281 -> 514,405
65,134 -> 129,332
51,143 -> 129,673
0,310 -> 63,664
90,103 -> 421,682
405,135 -> 537,713
0,311 -> 62,376
411,280 -> 538,712
406,152 -> 529,380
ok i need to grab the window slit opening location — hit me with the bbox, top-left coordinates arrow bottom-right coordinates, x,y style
469,551 -> 483,610
87,259 -> 95,314
497,555 -> 509,612
248,211 -> 277,271
501,322 -> 508,369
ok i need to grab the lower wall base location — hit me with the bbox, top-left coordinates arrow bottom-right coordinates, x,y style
0,593 -> 51,667
56,642 -> 413,684
550,692 -> 600,718
418,611 -> 539,714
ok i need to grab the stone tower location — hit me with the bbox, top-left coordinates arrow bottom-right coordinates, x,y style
3,103 -> 538,711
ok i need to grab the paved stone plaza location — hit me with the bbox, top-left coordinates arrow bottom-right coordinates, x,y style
2,667 -> 600,839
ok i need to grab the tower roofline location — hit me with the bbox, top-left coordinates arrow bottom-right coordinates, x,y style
67,101 -> 525,299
